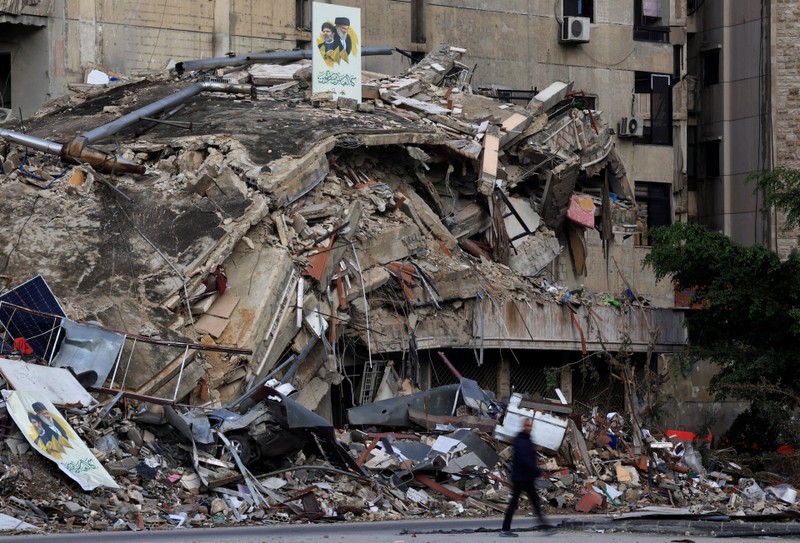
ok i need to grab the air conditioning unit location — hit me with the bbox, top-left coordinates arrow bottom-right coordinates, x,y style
618,116 -> 644,137
561,16 -> 590,43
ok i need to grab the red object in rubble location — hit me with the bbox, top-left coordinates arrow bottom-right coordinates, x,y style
12,337 -> 33,355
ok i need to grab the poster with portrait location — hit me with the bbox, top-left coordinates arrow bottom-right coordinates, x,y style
3,390 -> 119,491
312,2 -> 361,102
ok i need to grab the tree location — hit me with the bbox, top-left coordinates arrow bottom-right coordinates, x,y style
751,166 -> 800,231
643,222 -> 800,415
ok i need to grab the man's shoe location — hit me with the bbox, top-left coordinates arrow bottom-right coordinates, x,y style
499,531 -> 518,537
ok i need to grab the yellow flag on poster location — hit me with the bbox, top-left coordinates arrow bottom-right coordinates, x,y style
3,390 -> 119,491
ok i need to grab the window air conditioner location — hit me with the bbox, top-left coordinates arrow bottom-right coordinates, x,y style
618,117 -> 644,137
561,16 -> 590,43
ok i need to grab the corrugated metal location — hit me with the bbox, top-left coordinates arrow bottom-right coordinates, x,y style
368,298 -> 687,354
474,298 -> 686,353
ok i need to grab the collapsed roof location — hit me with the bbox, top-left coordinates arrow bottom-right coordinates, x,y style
0,45 -> 685,409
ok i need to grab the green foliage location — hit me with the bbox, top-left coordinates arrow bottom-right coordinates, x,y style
750,166 -> 800,230
723,402 -> 800,453
643,222 -> 800,407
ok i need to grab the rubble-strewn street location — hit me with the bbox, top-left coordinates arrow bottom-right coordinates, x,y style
0,43 -> 797,537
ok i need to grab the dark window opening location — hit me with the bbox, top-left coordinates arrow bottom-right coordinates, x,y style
411,0 -> 426,43
295,0 -> 311,31
703,140 -> 720,178
703,48 -> 720,86
634,0 -> 669,43
673,44 -> 682,78
563,0 -> 594,22
687,125 -> 697,190
633,71 -> 673,145
0,53 -> 10,111
635,181 -> 671,245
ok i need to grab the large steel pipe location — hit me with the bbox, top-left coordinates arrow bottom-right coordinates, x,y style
175,45 -> 394,75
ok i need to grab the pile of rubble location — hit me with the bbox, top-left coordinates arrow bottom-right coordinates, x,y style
0,43 -> 792,533
0,358 -> 796,534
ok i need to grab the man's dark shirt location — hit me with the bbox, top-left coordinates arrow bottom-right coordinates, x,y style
510,430 -> 542,481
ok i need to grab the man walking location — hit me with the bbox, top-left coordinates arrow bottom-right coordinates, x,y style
500,417 -> 551,537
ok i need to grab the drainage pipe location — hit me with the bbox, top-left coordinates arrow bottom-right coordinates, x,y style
175,45 -> 394,75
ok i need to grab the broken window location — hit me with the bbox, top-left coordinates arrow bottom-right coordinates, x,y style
634,72 -> 673,145
635,181 -> 671,245
634,0 -> 669,43
563,0 -> 594,22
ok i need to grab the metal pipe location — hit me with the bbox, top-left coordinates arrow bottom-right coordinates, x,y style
0,128 -> 63,155
82,81 -> 253,144
175,45 -> 394,75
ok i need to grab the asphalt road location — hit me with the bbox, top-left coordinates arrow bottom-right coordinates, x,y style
0,516 -> 749,543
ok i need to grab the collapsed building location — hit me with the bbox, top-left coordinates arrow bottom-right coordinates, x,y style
0,44 -> 797,535
0,44 -> 686,423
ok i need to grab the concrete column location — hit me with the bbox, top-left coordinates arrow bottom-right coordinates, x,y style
560,363 -> 573,403
497,354 -> 511,400
78,0 -> 98,71
213,0 -> 232,58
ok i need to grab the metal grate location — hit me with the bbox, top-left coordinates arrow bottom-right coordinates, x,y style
509,361 -> 551,399
430,353 -> 497,393
570,359 -> 625,416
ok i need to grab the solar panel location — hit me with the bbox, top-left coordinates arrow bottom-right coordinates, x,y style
0,275 -> 66,360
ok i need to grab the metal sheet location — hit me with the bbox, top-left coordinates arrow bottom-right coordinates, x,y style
494,393 -> 568,453
347,384 -> 460,427
0,358 -> 93,407
51,319 -> 125,388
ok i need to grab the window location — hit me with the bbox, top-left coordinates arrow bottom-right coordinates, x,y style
635,182 -> 671,245
563,0 -> 594,22
634,0 -> 669,43
703,140 -> 720,178
702,48 -> 720,86
634,72 -> 673,145
0,53 -> 10,112
687,126 -> 697,190
295,0 -> 311,31
411,0 -> 426,44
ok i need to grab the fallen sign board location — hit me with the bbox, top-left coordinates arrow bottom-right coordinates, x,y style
3,390 -> 119,491
0,358 -> 94,407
